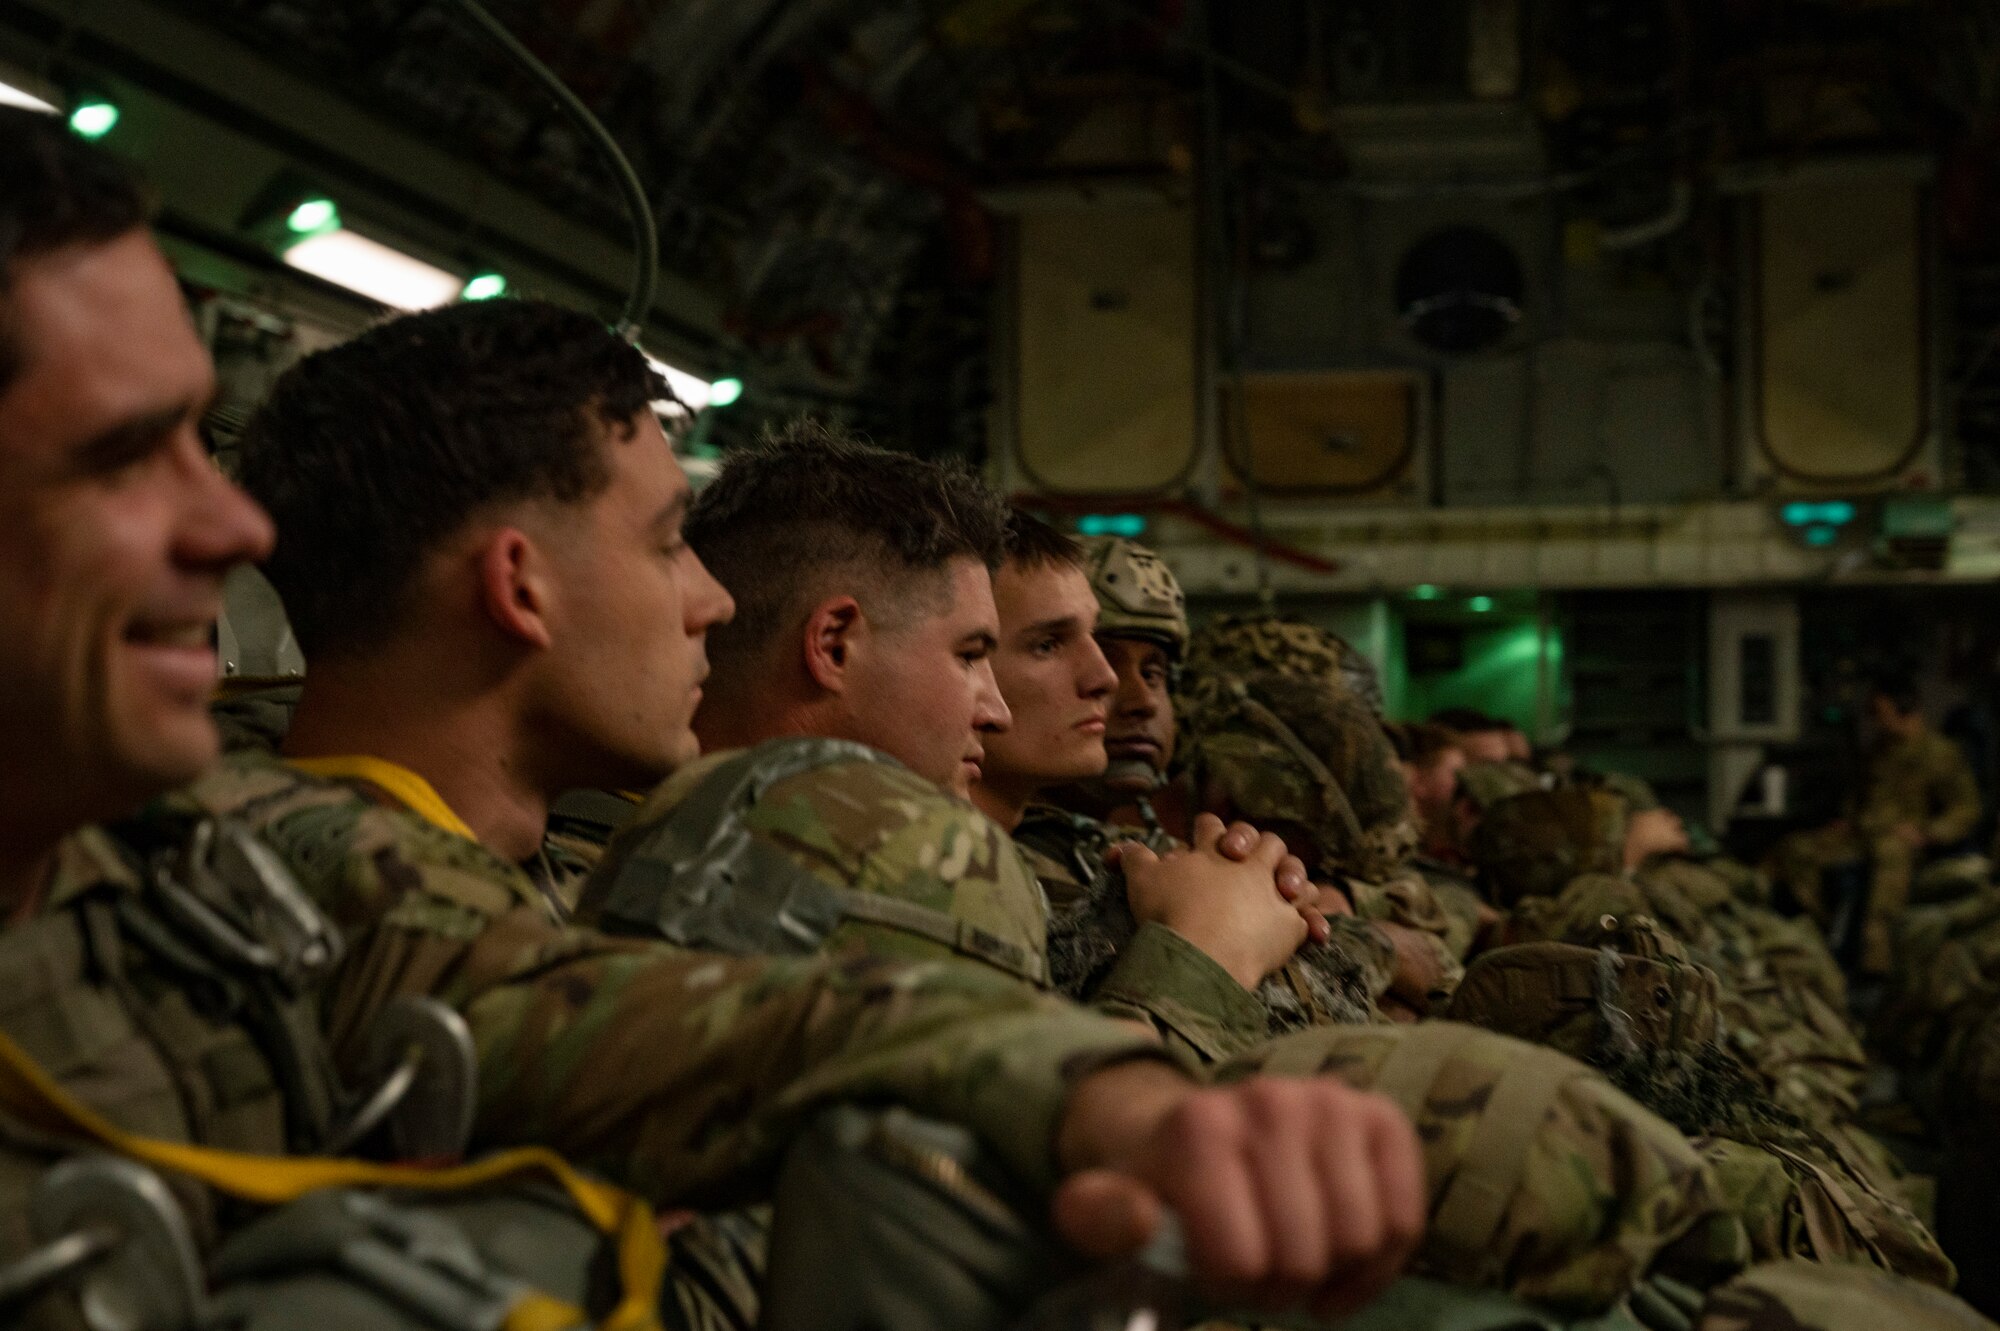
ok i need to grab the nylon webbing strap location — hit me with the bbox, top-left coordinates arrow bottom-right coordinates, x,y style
1428,1042 -> 1576,1271
0,1025 -> 664,1331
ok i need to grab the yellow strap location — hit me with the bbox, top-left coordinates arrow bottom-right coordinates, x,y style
0,1024 -> 664,1331
289,756 -> 479,843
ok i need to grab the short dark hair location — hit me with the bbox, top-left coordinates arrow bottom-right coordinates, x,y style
1002,508 -> 1084,572
1430,706 -> 1506,734
239,299 -> 661,661
0,107 -> 151,393
686,420 -> 1008,682
1869,673 -> 1921,717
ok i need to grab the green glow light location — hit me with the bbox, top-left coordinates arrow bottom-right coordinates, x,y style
1410,584 -> 1442,600
461,272 -> 509,301
1077,513 -> 1147,538
1802,524 -> 1838,548
708,377 -> 744,408
1468,595 -> 1494,612
286,197 -> 340,236
67,100 -> 118,139
1781,500 -> 1857,528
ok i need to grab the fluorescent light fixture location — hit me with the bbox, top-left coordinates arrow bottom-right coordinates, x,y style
283,229 -> 463,311
68,100 -> 119,139
643,352 -> 716,412
0,79 -> 57,114
1468,595 -> 1494,612
708,376 -> 744,408
461,271 -> 508,301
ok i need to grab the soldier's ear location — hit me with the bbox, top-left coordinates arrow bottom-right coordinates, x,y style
802,595 -> 863,693
476,527 -> 554,650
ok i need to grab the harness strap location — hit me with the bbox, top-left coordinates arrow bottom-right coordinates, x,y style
1428,1042 -> 1576,1271
0,1025 -> 665,1331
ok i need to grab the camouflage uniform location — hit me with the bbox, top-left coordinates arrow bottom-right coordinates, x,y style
1692,1261 -> 1996,1331
1770,725 -> 1981,975
1174,668 -> 1464,1014
163,750 -> 1165,1204
577,739 -> 1299,1069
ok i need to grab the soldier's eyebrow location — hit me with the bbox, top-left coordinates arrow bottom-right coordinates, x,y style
1018,614 -> 1083,642
651,487 -> 691,535
68,399 -> 200,476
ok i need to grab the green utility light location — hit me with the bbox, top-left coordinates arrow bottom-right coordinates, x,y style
67,100 -> 118,139
461,272 -> 509,301
1801,524 -> 1838,549
1468,595 -> 1494,612
1779,500 -> 1857,529
1076,513 -> 1148,538
708,377 -> 744,408
1410,584 -> 1442,600
286,197 -> 340,237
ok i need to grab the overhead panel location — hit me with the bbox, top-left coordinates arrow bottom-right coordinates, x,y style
1013,204 -> 1197,493
1754,171 -> 1931,489
1223,369 -> 1427,500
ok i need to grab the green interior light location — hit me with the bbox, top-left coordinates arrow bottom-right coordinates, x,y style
460,272 -> 508,301
1802,524 -> 1838,548
67,100 -> 119,140
1077,513 -> 1147,538
707,377 -> 744,408
1468,595 -> 1494,612
1409,584 -> 1442,600
1781,499 -> 1858,528
286,197 -> 340,236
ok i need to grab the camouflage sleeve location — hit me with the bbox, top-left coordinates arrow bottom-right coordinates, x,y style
178,760 -> 1164,1203
1324,914 -> 1398,1003
1925,743 -> 1982,846
1087,922 -> 1270,1064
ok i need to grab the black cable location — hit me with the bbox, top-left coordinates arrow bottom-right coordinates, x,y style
444,0 -> 659,340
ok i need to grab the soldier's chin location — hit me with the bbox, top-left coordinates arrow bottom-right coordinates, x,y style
1100,758 -> 1164,792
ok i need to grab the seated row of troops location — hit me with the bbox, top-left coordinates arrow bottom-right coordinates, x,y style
0,106 -> 1990,1330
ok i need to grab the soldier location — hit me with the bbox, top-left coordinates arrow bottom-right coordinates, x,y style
0,107 -> 1435,1325
1772,676 -> 1982,976
583,433 -> 1318,1058
969,513 -> 1372,1051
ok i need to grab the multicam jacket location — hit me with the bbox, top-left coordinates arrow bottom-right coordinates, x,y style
165,749 -> 1166,1205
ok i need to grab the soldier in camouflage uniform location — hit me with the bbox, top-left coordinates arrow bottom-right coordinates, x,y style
0,129 -> 1450,1325
1769,677 -> 1983,976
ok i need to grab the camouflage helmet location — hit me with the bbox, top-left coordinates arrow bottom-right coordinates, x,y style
1595,771 -> 1662,812
1456,760 -> 1543,812
1080,536 -> 1187,655
1467,788 -> 1625,907
1177,668 -> 1413,880
1183,613 -> 1385,717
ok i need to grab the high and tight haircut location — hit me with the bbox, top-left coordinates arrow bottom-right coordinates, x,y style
686,419 -> 1008,679
0,107 -> 152,394
1399,721 -> 1465,768
239,298 -> 662,661
1869,672 -> 1921,717
1430,706 -> 1506,734
1002,507 -> 1084,572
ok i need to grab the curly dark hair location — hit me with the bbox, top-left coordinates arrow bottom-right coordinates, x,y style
686,419 -> 1008,688
0,106 -> 151,392
239,299 -> 662,661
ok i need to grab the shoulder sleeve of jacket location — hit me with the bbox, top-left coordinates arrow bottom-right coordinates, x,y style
1087,921 -> 1269,1064
187,756 -> 1168,1203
